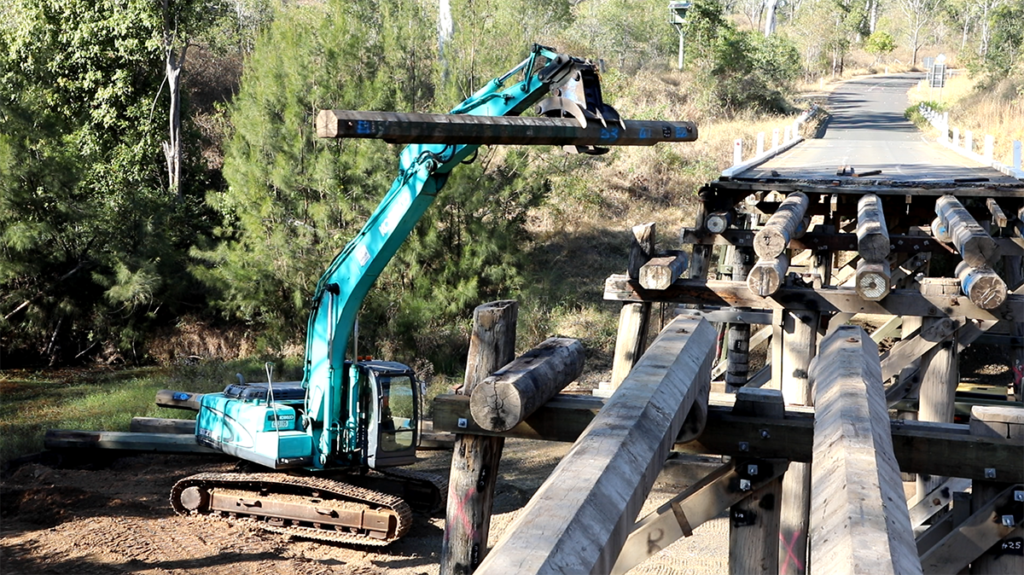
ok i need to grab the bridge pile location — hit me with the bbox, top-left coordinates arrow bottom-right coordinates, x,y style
433,180 -> 1023,574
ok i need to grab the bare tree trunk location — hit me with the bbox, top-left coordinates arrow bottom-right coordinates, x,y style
763,0 -> 779,36
162,46 -> 186,199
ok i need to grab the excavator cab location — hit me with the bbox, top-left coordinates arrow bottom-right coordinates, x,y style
359,361 -> 419,469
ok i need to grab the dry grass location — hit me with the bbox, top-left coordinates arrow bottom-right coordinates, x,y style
908,73 -> 1024,165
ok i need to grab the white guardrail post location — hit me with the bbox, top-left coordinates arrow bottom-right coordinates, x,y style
922,102 -> 1024,180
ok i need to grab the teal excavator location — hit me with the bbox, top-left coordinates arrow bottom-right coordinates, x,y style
163,45 -> 697,545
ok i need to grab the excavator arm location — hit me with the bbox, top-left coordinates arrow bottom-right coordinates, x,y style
303,45 -> 587,467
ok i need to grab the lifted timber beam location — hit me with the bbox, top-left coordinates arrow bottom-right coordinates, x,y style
856,194 -> 890,262
809,327 -> 921,575
316,110 -> 698,146
475,317 -> 716,575
603,274 -> 1020,322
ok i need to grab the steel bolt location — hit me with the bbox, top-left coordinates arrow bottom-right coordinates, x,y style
985,468 -> 997,479
760,429 -> 770,439
1002,515 -> 1016,527
1014,490 -> 1024,502
457,417 -> 468,429
740,479 -> 752,491
747,464 -> 759,476
739,441 -> 749,452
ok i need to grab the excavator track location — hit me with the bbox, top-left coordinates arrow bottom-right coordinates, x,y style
170,472 -> 413,546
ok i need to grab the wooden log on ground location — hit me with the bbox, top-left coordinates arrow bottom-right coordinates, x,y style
442,301 -> 518,575
969,406 -> 1024,575
155,389 -> 204,411
639,251 -> 688,290
470,338 -> 585,432
44,430 -> 218,454
474,317 -> 716,575
754,192 -> 810,259
856,193 -> 890,262
935,195 -> 999,267
747,254 -> 789,297
956,260 -> 1008,309
808,326 -> 922,575
855,259 -> 891,301
130,417 -> 195,435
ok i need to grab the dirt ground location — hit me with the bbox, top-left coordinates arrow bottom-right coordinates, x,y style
0,439 -> 730,575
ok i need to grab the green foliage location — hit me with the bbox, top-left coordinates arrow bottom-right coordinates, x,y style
562,0 -> 676,72
684,0 -> 801,115
865,31 -> 896,62
0,0 -> 216,365
197,0 -> 551,370
982,2 -> 1024,79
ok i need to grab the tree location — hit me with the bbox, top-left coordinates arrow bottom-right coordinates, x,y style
1,0 -> 214,365
865,30 -> 896,63
895,0 -> 942,66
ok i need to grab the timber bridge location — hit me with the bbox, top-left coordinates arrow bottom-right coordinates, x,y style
432,74 -> 1024,574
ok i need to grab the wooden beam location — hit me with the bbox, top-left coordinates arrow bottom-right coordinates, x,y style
917,483 -> 1023,573
907,477 -> 972,530
431,397 -> 1024,482
315,109 -> 698,145
935,195 -> 999,267
639,251 -> 688,290
129,417 -> 195,435
956,261 -> 1008,310
808,327 -> 921,575
754,192 -> 810,259
969,406 -> 1024,575
611,458 -> 788,575
470,338 -> 585,432
44,430 -> 218,454
683,227 -> 954,255
155,389 -> 203,411
987,197 -> 1009,228
602,274 -> 1020,322
747,255 -> 789,297
475,317 -> 716,575
628,222 -> 656,280
610,303 -> 650,389
855,260 -> 891,301
442,301 -> 518,575
856,194 -> 890,262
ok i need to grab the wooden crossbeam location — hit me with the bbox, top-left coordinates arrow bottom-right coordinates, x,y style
753,192 -> 810,259
431,396 -> 1024,482
808,326 -> 921,575
610,458 -> 788,575
908,477 -> 971,530
129,417 -> 195,434
639,251 -> 688,290
856,193 -> 890,262
474,317 -> 716,575
603,275 -> 1019,322
44,430 -> 218,454
935,195 -> 999,267
469,337 -> 584,432
917,483 -> 1024,573
956,260 -> 1007,309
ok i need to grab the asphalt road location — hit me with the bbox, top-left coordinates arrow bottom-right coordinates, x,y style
742,74 -> 1019,183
